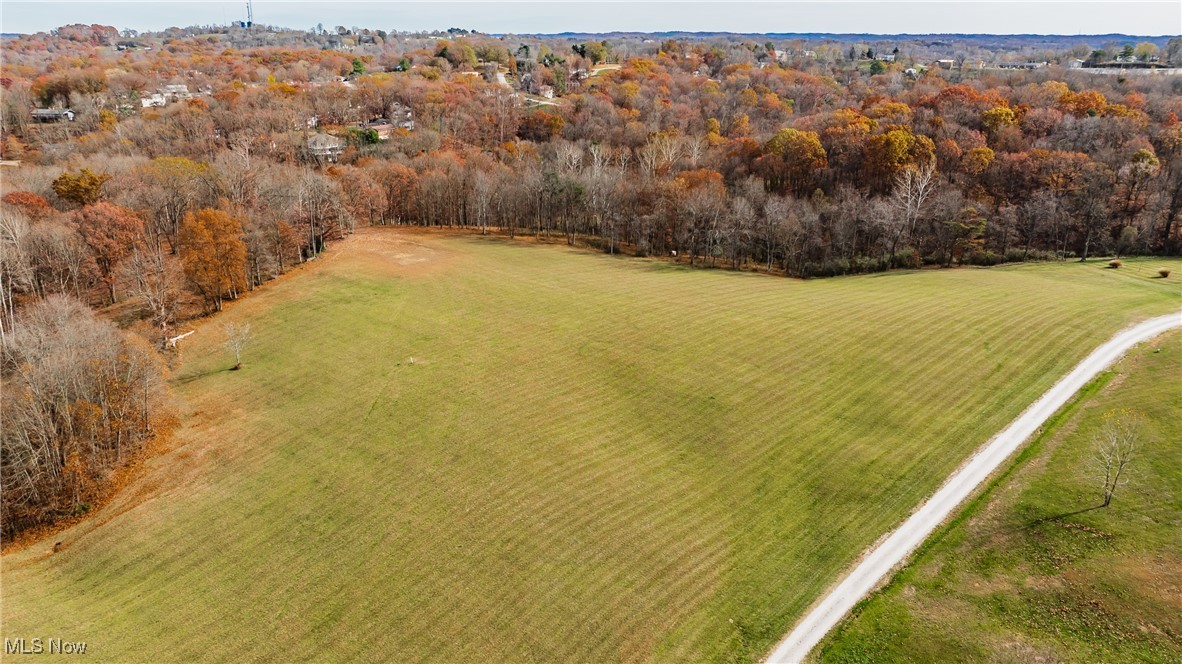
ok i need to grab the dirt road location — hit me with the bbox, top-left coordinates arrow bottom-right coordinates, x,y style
765,311 -> 1182,663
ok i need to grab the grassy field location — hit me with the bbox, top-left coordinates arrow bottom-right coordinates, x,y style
816,330 -> 1182,663
2,231 -> 1179,663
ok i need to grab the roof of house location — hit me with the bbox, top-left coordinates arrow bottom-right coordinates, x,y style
307,133 -> 345,149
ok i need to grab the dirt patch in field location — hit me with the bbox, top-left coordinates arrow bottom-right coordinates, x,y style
1115,555 -> 1182,614
333,226 -> 461,278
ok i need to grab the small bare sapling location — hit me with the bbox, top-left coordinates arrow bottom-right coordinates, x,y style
223,322 -> 253,370
1089,409 -> 1142,508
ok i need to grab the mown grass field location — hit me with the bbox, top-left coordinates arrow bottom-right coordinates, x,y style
2,231 -> 1179,663
817,330 -> 1182,663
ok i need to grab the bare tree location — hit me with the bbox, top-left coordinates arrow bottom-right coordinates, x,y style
25,221 -> 93,298
1089,410 -> 1141,508
886,161 -> 937,264
587,142 -> 609,177
683,136 -> 706,168
124,245 -> 184,348
0,211 -> 33,342
556,141 -> 583,173
654,134 -> 683,170
223,321 -> 253,370
2,296 -> 171,536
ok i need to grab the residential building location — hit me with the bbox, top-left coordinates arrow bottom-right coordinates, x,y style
306,133 -> 345,162
362,119 -> 396,141
32,108 -> 75,122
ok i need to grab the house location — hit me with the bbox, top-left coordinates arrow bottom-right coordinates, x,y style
362,119 -> 396,141
802,50 -> 817,58
1069,59 -> 1085,69
306,133 -> 345,162
538,85 -> 555,99
161,84 -> 192,101
389,101 -> 414,130
995,61 -> 1047,70
876,53 -> 896,62
904,68 -> 920,78
141,93 -> 167,108
565,68 -> 589,91
935,59 -> 955,69
32,108 -> 75,122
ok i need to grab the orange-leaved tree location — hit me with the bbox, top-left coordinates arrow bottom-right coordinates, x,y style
73,201 -> 144,303
178,208 -> 248,311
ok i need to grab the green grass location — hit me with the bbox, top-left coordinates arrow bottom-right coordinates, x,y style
816,330 -> 1182,663
2,234 -> 1179,663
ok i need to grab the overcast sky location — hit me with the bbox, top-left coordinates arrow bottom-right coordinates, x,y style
2,1 -> 1180,36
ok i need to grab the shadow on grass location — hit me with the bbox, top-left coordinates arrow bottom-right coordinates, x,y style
1021,504 -> 1106,530
173,367 -> 232,386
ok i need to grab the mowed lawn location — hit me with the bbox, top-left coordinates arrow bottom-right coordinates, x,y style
3,231 -> 1180,663
817,330 -> 1182,663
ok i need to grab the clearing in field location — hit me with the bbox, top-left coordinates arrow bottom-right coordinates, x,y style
817,330 -> 1182,663
2,230 -> 1180,662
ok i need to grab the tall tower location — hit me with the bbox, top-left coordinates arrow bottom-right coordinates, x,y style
245,0 -> 254,28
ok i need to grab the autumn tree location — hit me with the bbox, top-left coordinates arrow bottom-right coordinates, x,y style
2,192 -> 54,221
73,202 -> 144,303
1,296 -> 172,537
757,128 -> 827,196
864,127 -> 935,194
982,106 -> 1017,135
127,157 -> 212,252
52,168 -> 112,209
178,208 -> 248,311
1070,161 -> 1115,261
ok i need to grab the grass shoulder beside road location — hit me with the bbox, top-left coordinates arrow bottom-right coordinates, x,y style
817,329 -> 1182,663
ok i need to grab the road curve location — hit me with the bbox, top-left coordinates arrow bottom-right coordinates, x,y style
766,311 -> 1182,664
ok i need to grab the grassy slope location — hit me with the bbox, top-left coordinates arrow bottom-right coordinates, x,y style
817,330 -> 1182,663
2,232 -> 1179,663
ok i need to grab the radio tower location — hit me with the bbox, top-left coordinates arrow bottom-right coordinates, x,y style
245,0 -> 254,29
